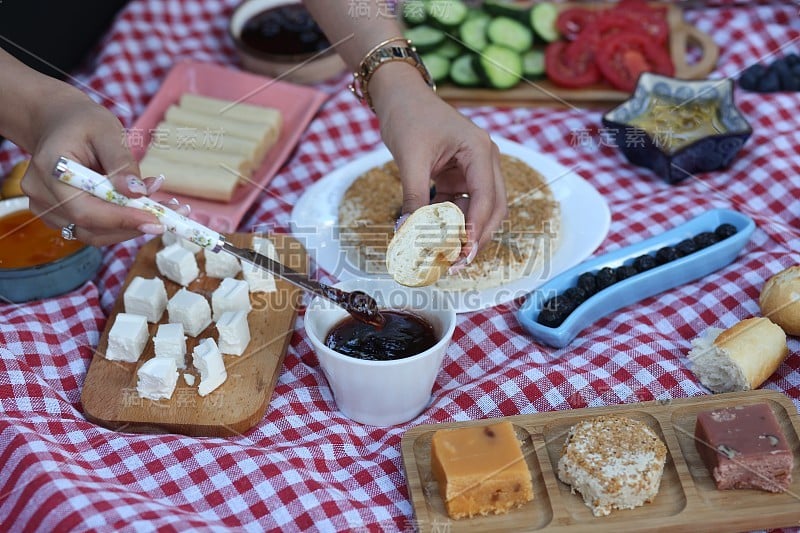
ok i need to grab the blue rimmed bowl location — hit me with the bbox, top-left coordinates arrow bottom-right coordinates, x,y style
602,73 -> 752,184
516,209 -> 755,348
0,197 -> 103,303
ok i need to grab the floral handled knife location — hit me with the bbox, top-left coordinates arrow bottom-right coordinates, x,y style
53,156 -> 384,326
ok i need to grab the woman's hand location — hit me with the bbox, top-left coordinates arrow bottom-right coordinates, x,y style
20,84 -> 163,246
371,62 -> 508,265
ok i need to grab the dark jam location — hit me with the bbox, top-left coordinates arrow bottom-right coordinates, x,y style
324,311 -> 438,361
240,4 -> 331,57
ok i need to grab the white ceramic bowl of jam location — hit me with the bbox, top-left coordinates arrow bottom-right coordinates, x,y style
228,0 -> 346,84
304,278 -> 456,426
0,197 -> 102,303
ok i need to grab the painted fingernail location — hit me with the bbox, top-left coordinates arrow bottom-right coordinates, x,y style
138,223 -> 165,235
126,175 -> 147,195
145,174 -> 165,195
394,213 -> 410,232
175,203 -> 191,216
466,244 -> 478,265
448,258 -> 467,276
167,197 -> 179,206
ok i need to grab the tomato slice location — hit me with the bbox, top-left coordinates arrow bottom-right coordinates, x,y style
596,33 -> 675,92
596,10 -> 669,44
545,40 -> 601,89
555,8 -> 597,41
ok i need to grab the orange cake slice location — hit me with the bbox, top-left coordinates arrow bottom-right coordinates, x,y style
431,421 -> 534,519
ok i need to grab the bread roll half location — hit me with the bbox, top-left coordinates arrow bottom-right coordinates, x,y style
688,317 -> 788,393
386,202 -> 466,287
760,265 -> 800,336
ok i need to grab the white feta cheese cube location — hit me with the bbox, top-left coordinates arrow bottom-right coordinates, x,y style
211,278 -> 251,321
167,288 -> 211,337
155,243 -> 199,286
241,236 -> 277,293
153,323 -> 186,369
216,310 -> 251,356
106,313 -> 149,362
183,373 -> 196,386
203,248 -> 242,279
162,231 -> 201,254
192,338 -> 227,396
136,357 -> 179,400
123,276 -> 167,322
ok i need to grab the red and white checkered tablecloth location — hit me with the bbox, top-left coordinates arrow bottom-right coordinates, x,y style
1,1 -> 799,531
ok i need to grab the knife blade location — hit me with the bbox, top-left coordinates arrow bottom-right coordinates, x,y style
52,156 -> 384,326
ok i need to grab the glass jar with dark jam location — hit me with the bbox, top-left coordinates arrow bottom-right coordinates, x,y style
324,310 -> 438,361
239,3 -> 331,58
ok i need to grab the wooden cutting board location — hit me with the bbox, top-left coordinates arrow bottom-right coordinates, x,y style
402,389 -> 800,532
81,233 -> 306,437
437,2 -> 719,108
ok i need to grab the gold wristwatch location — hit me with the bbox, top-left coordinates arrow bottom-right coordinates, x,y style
349,38 -> 436,112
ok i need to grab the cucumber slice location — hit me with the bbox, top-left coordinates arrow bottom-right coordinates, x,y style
403,25 -> 446,53
530,2 -> 559,43
425,0 -> 468,29
450,54 -> 481,87
420,53 -> 451,83
521,48 -> 545,78
433,38 -> 463,59
458,14 -> 490,52
483,0 -> 531,24
487,17 -> 533,53
477,44 -> 522,89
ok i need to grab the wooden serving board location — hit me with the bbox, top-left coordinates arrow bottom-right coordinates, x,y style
402,390 -> 800,532
437,2 -> 719,108
81,233 -> 307,437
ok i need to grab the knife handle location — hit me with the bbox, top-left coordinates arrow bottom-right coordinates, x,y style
53,156 -> 223,250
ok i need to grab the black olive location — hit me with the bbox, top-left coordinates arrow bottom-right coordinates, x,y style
564,286 -> 587,304
675,238 -> 697,257
693,231 -> 719,249
739,64 -> 766,91
576,272 -> 597,296
756,67 -> 781,93
615,265 -> 638,282
715,223 -> 737,239
537,308 -> 564,328
774,60 -> 796,91
595,267 -> 616,290
655,246 -> 679,265
633,254 -> 658,272
785,53 -> 800,67
542,295 -> 575,314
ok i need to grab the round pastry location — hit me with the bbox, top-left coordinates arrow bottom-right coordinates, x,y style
557,415 -> 667,517
759,265 -> 800,336
337,154 -> 560,290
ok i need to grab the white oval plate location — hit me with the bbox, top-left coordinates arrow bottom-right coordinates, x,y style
290,136 -> 611,313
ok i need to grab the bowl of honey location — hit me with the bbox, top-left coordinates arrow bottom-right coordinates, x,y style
602,73 -> 752,184
229,0 -> 346,85
304,278 -> 456,426
0,197 -> 102,303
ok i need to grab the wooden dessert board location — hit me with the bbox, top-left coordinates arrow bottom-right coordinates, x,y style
81,233 -> 307,437
402,390 -> 800,532
436,2 -> 719,108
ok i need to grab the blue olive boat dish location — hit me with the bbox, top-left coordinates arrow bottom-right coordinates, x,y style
517,209 -> 755,348
602,73 -> 752,184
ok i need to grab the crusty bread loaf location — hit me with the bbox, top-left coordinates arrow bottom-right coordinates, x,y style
759,265 -> 800,336
687,317 -> 788,393
386,202 -> 466,287
557,415 -> 667,517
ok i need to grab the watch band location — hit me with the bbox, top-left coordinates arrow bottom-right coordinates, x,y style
349,38 -> 436,112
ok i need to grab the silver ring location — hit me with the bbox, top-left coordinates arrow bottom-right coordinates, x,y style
61,223 -> 78,241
